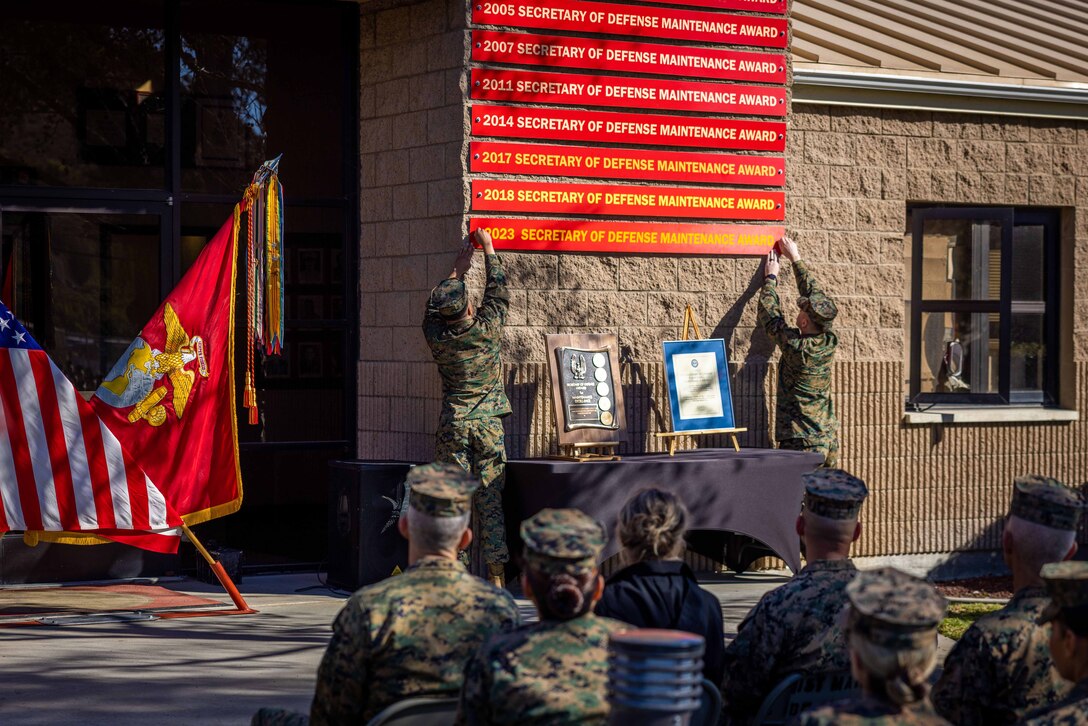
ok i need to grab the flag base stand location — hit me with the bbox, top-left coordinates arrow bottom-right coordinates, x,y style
180,524 -> 257,616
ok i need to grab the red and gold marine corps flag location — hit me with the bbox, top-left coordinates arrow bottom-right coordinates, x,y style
28,162 -> 285,550
90,215 -> 244,524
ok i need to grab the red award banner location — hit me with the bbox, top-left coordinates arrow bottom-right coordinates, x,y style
471,31 -> 786,84
470,141 -> 785,186
650,0 -> 787,12
472,0 -> 787,48
472,180 -> 784,220
472,106 -> 785,151
471,69 -> 786,116
470,218 -> 782,255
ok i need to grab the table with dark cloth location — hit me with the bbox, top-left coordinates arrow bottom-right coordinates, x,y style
504,448 -> 822,574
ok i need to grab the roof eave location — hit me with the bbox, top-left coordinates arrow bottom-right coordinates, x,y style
794,66 -> 1088,121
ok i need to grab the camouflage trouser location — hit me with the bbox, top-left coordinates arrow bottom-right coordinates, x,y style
779,437 -> 839,468
435,416 -> 508,565
251,708 -> 308,726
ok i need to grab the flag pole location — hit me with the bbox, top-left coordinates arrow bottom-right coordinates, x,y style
181,523 -> 256,614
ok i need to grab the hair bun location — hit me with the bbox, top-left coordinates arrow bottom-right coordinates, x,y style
547,575 -> 586,619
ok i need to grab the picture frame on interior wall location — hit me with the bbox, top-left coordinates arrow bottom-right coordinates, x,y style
194,96 -> 246,168
297,342 -> 324,378
296,294 -> 324,320
296,248 -> 324,284
329,249 -> 342,281
262,349 -> 291,380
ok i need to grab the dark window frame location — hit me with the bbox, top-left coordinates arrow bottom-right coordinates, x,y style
908,205 -> 1061,408
0,0 -> 359,456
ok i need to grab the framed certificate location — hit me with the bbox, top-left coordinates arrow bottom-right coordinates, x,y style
662,338 -> 735,432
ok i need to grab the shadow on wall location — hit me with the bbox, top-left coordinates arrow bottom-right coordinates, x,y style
620,346 -> 666,456
925,517 -> 1008,581
922,484 -> 1088,581
504,368 -> 539,459
711,265 -> 775,451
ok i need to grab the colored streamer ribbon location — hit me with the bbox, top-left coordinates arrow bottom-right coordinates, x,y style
231,156 -> 286,426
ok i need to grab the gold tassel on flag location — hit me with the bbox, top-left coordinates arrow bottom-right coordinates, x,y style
231,155 -> 285,426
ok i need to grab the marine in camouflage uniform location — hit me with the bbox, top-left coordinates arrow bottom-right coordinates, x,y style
932,476 -> 1082,725
721,469 -> 868,724
253,464 -> 520,726
757,238 -> 839,467
456,508 -> 626,725
424,232 -> 511,574
796,567 -> 949,726
1022,561 -> 1088,725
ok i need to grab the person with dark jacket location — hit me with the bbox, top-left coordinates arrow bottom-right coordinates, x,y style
594,488 -> 725,684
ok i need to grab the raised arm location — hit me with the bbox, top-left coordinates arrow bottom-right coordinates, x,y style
475,228 -> 509,327
779,235 -> 827,301
757,247 -> 793,347
423,238 -> 476,333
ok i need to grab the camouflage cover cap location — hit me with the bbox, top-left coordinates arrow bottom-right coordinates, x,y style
846,567 -> 947,649
803,468 -> 869,520
1010,475 -> 1083,531
798,292 -> 838,327
406,462 -> 479,517
1038,561 -> 1088,624
430,278 -> 468,320
520,508 -> 606,576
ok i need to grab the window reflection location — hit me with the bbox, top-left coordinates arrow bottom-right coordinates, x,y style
0,3 -> 166,188
1,212 -> 160,389
180,34 -> 268,192
920,219 -> 1001,301
920,311 -> 999,394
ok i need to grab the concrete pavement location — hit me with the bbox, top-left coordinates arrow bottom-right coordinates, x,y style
0,569 -> 954,725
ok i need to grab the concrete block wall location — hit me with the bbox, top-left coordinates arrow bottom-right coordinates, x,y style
357,0 -> 469,459
356,1 -> 1087,557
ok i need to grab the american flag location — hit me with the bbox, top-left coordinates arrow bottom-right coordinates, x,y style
0,301 -> 181,552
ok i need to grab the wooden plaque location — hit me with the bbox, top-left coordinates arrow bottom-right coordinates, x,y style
546,333 -> 626,446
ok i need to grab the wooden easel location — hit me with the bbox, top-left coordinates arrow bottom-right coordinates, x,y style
554,441 -> 622,462
654,304 -> 747,455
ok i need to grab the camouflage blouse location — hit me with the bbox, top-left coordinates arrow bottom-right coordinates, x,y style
932,586 -> 1071,725
309,556 -> 519,725
423,253 -> 511,422
456,612 -> 627,725
1022,681 -> 1088,725
757,260 -> 839,444
722,559 -> 858,725
795,695 -> 950,725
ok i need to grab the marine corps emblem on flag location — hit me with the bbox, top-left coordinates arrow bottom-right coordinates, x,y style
96,303 -> 210,426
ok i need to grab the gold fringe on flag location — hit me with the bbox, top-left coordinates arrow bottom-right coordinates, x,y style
232,155 -> 285,426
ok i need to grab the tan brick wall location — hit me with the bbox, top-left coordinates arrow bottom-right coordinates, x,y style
357,0 -> 469,458
356,3 -> 1088,556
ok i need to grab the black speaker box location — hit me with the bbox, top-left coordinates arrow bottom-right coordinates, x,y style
326,460 -> 416,591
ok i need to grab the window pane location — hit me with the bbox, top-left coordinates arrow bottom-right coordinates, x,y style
920,218 -> 1002,301
180,3 -> 346,197
0,3 -> 165,189
1,211 -> 160,389
1012,225 -> 1045,302
1011,313 -> 1046,393
919,310 -> 999,394
181,203 -> 348,444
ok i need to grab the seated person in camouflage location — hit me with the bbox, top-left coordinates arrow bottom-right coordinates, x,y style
796,567 -> 949,726
758,235 -> 840,467
720,468 -> 867,724
424,228 -> 511,587
252,463 -> 520,726
456,508 -> 627,725
932,475 -> 1081,725
1022,561 -> 1088,725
